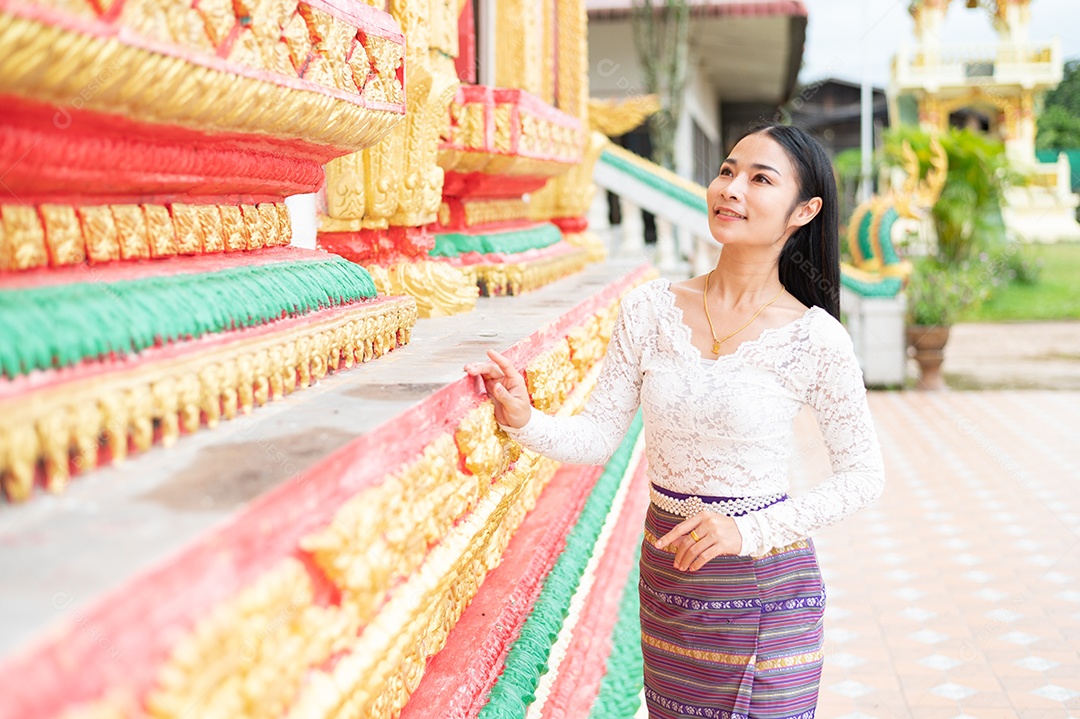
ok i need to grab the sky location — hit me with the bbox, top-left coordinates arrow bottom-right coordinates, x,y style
799,0 -> 1080,89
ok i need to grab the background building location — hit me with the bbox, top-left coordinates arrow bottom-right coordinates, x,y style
587,0 -> 808,181
789,77 -> 890,159
890,0 -> 1080,241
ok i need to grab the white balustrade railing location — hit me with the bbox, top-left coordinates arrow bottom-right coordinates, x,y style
590,143 -> 713,278
893,39 -> 1062,90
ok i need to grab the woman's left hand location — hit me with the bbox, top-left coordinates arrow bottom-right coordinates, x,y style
654,513 -> 743,571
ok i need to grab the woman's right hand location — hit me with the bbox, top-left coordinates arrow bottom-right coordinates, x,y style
463,349 -> 532,429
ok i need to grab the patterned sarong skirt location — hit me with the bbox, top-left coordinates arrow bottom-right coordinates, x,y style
640,484 -> 826,719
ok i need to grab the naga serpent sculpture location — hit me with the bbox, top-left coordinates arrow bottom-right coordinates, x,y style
842,135 -> 948,292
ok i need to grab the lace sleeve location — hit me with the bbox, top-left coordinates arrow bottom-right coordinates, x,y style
733,325 -> 885,557
496,288 -> 645,465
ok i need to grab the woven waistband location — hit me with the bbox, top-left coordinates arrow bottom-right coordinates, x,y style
649,483 -> 787,518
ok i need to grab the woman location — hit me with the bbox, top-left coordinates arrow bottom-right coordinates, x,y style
464,123 -> 885,718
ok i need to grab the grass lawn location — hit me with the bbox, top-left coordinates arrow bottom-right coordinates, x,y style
959,242 -> 1080,322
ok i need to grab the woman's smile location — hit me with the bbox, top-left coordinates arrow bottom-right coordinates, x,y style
714,206 -> 746,221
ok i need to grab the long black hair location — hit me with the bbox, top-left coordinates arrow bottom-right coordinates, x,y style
740,123 -> 841,320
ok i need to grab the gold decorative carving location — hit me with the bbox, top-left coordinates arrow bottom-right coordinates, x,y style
0,297 -> 417,501
240,204 -> 264,250
470,245 -> 590,296
562,231 -> 608,262
526,339 -> 573,414
540,0 -> 555,105
112,204 -> 151,260
0,10 -> 404,151
325,151 -> 368,222
493,104 -> 513,153
40,204 -> 86,266
0,204 -> 49,271
495,0 -> 543,97
279,290 -> 638,719
78,206 -> 121,263
171,204 -> 203,255
48,288 -> 646,716
302,433 -> 477,623
428,0 -> 457,56
529,130 -> 607,223
365,261 -> 478,317
440,94 -> 584,177
216,205 -> 245,253
146,558 -> 359,719
359,128 -> 405,229
463,199 -> 528,227
556,0 -> 588,118
456,403 -> 522,481
449,101 -> 486,150
0,202 -> 292,271
284,446 -> 560,719
281,20 -> 311,74
195,0 -> 236,47
364,35 -> 405,105
565,312 -> 604,383
587,95 -> 661,137
197,205 -> 225,254
301,4 -> 357,92
144,204 -> 178,258
391,59 -> 460,226
322,4 -> 459,234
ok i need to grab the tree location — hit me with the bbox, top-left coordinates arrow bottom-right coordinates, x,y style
631,0 -> 689,171
1037,59 -> 1080,150
886,127 -> 1015,264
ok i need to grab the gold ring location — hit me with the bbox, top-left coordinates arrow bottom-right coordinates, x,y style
690,530 -> 701,542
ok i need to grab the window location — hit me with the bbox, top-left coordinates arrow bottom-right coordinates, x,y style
692,120 -> 719,188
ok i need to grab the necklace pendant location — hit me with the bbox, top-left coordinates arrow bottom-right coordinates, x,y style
712,339 -> 721,354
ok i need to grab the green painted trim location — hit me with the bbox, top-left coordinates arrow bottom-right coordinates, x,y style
879,207 -> 901,266
1035,148 -> 1080,192
430,223 -> 562,258
478,410 -> 645,718
598,149 -> 708,214
840,271 -> 903,298
586,548 -> 643,719
0,258 -> 377,378
856,207 -> 875,262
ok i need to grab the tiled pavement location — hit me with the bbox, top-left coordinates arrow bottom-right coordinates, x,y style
803,390 -> 1080,718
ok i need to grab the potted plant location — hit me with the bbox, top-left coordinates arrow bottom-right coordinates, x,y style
885,127 -> 1017,390
904,261 -> 980,390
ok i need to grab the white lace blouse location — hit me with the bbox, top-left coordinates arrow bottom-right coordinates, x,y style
497,277 -> 885,558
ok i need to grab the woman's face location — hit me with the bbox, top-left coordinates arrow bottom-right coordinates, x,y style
705,132 -> 820,249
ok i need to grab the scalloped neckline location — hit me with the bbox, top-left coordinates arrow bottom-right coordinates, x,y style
655,278 -> 818,366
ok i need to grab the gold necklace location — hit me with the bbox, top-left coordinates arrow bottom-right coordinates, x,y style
702,271 -> 785,355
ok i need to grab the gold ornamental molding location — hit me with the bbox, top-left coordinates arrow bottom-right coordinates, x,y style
0,202 -> 292,271
0,0 -> 405,150
439,86 -> 586,178
587,95 -> 661,137
528,130 -> 608,224
45,271 -> 656,719
0,297 -> 417,501
467,245 -> 590,297
365,261 -> 479,317
145,293 -> 627,719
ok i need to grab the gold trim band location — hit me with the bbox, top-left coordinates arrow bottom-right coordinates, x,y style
0,11 -> 402,150
0,297 -> 417,501
1,202 -> 292,270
